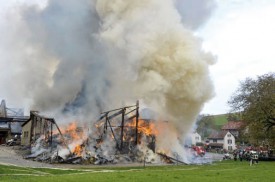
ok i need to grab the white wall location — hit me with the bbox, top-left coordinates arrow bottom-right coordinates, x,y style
223,132 -> 236,151
191,132 -> 201,145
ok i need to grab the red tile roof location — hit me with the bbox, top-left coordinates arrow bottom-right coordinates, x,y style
208,131 -> 229,139
222,121 -> 243,130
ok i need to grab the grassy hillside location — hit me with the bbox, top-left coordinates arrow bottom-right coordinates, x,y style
212,114 -> 228,126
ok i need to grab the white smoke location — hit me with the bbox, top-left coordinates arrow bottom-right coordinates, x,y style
0,0 -> 215,162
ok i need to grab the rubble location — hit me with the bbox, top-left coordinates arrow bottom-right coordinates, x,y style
23,102 -> 190,165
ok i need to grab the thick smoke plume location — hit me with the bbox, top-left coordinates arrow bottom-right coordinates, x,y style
0,0 -> 215,161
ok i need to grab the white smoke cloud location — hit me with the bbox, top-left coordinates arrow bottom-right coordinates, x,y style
0,0 -> 215,161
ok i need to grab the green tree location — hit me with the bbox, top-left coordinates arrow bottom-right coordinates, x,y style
228,73 -> 275,146
196,114 -> 216,140
226,112 -> 240,121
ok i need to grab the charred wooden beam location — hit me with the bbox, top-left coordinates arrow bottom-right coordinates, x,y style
126,115 -> 136,122
120,108 -> 126,150
97,113 -> 107,121
103,115 -> 108,134
157,152 -> 188,165
135,100 -> 139,145
125,108 -> 137,116
106,117 -> 119,147
50,122 -> 53,152
101,105 -> 136,114
108,110 -> 123,120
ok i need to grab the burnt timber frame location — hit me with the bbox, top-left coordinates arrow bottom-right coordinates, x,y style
29,111 -> 72,154
96,101 -> 140,152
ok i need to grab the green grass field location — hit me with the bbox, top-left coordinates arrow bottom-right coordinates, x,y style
213,114 -> 228,126
1,160 -> 275,182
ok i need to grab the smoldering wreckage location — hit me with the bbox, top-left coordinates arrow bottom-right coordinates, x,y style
19,101 -> 201,165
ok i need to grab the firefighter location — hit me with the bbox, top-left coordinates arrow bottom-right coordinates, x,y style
239,150 -> 243,162
233,151 -> 237,161
249,151 -> 259,166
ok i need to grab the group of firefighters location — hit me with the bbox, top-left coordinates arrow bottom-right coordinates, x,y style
232,150 -> 259,165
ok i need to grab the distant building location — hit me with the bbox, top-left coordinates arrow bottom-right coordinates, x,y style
207,131 -> 236,151
0,118 -> 11,144
185,132 -> 202,146
221,121 -> 243,138
0,100 -> 27,144
191,132 -> 202,146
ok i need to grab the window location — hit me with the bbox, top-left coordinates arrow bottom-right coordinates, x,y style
195,137 -> 200,141
228,139 -> 232,144
213,139 -> 217,143
24,131 -> 28,138
228,146 -> 233,150
227,134 -> 231,137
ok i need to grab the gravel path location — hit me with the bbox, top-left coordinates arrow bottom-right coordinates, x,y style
0,145 -> 54,168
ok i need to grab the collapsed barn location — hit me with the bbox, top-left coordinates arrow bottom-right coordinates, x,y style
22,101 -> 187,165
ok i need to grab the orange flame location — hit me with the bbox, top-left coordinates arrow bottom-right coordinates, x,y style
125,119 -> 159,136
59,122 -> 87,157
73,145 -> 83,156
63,122 -> 84,141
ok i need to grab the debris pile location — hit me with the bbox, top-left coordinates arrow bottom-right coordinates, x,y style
24,102 -> 188,165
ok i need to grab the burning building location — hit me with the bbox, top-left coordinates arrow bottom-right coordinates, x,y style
23,102 -> 191,164
2,1 -> 215,164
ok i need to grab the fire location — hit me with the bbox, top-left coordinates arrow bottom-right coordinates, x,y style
59,122 -> 88,157
125,119 -> 159,136
73,145 -> 83,156
93,112 -> 165,161
63,122 -> 84,141
139,120 -> 158,136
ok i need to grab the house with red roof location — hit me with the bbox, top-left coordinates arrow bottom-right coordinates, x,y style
221,121 -> 243,138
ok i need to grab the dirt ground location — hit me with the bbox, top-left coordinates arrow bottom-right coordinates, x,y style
0,145 -> 55,168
